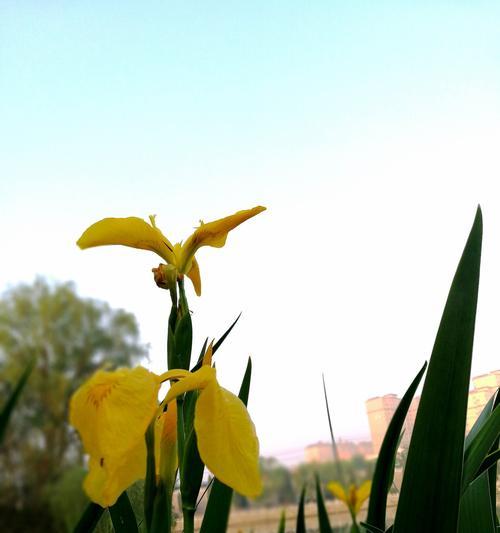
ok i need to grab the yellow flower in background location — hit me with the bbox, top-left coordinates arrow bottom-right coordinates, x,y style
161,365 -> 262,497
327,480 -> 371,517
76,206 -> 266,295
69,367 -> 160,507
69,362 -> 261,507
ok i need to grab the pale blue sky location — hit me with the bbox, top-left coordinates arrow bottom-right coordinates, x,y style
2,2 -> 500,459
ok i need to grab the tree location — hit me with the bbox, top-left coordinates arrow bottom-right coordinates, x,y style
0,278 -> 147,512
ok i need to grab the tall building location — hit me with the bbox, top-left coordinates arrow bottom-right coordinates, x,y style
365,370 -> 499,454
365,394 -> 400,454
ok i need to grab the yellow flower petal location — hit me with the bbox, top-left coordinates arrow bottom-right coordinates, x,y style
178,206 -> 266,272
77,216 -> 175,264
69,367 -> 160,506
164,366 -> 216,403
327,481 -> 348,504
354,480 -> 371,515
84,437 -> 146,507
195,381 -> 262,497
186,256 -> 202,296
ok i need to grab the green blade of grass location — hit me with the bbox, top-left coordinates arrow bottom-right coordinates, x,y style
393,207 -> 482,533
277,509 -> 286,533
0,359 -> 34,444
109,492 -> 138,533
366,362 -> 427,530
322,374 -> 344,485
199,357 -> 252,533
315,474 -> 332,533
72,502 -> 104,533
296,485 -> 307,533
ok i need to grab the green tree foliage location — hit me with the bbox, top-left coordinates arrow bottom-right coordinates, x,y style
252,457 -> 297,507
0,278 -> 147,514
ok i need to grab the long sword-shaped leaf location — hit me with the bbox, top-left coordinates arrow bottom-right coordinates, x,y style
72,502 -> 104,533
366,362 -> 427,530
461,403 -> 499,491
109,492 -> 139,533
199,357 -> 252,533
0,360 -> 34,444
296,485 -> 307,533
393,207 -> 482,533
463,387 -> 499,522
457,471 -> 496,533
315,474 -> 332,533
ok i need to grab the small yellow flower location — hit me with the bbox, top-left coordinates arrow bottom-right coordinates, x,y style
76,206 -> 266,295
70,363 -> 261,507
327,480 -> 371,517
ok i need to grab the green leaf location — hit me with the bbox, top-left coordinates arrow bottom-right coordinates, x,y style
180,422 -> 205,515
472,449 -> 500,481
277,510 -> 286,533
393,207 -> 482,533
109,492 -> 138,533
0,359 -> 34,444
174,311 -> 193,370
315,474 -> 332,533
199,358 -> 252,533
463,387 -> 499,522
465,389 -> 499,449
213,312 -> 241,354
458,472 -> 496,533
462,403 -> 500,492
322,374 -> 345,484
143,420 -> 156,532
72,502 -> 104,533
191,314 -> 242,373
150,478 -> 174,533
360,523 -> 384,533
296,485 -> 307,533
366,362 -> 427,530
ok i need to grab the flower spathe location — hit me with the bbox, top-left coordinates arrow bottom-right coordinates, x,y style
69,364 -> 262,507
76,206 -> 266,295
69,367 -> 160,507
327,480 -> 372,516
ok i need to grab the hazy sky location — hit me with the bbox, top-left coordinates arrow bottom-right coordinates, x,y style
2,2 -> 500,461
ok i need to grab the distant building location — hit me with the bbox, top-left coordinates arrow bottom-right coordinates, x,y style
304,440 -> 373,463
365,370 -> 499,454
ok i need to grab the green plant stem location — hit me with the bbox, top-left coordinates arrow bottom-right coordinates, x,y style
182,506 -> 195,533
178,277 -> 188,316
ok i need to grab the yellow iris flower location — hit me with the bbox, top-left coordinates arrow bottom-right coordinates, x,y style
69,365 -> 261,507
76,206 -> 266,295
327,480 -> 371,517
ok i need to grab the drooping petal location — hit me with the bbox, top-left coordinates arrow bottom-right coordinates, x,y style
69,366 -> 160,506
163,366 -> 216,403
327,481 -> 348,504
353,480 -> 371,515
186,256 -> 202,296
77,216 -> 175,264
178,206 -> 266,272
194,381 -> 262,497
84,437 -> 146,507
